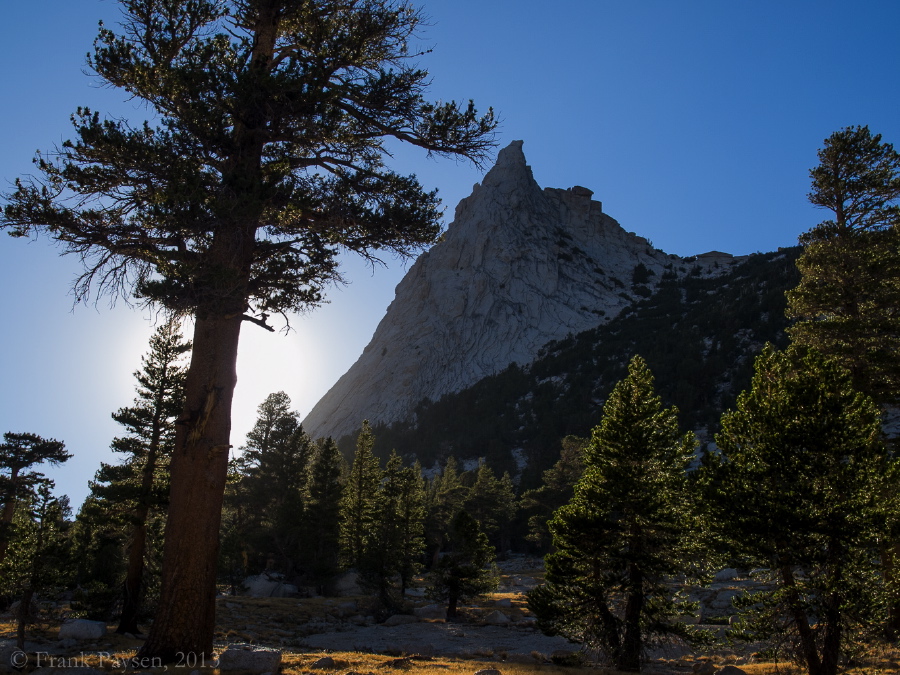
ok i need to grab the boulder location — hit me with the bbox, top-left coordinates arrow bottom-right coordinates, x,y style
218,646 -> 282,672
59,619 -> 107,640
714,568 -> 739,582
483,610 -> 510,625
474,670 -> 501,675
242,574 -> 298,598
718,667 -> 748,675
310,656 -> 335,669
382,614 -> 418,627
494,598 -> 512,608
334,572 -> 363,596
692,661 -> 717,675
413,604 -> 447,620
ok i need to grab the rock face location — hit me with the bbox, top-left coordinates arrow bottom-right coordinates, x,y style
303,141 -> 727,441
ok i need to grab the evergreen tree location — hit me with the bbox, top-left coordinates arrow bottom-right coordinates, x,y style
86,319 -> 189,634
528,356 -> 698,673
300,437 -> 344,594
520,435 -> 587,551
0,479 -> 72,649
424,457 -> 468,565
2,0 -> 496,659
395,460 -> 427,595
786,126 -> 900,639
464,461 -> 516,555
787,125 -> 900,405
426,510 -> 497,620
340,421 -> 381,568
359,452 -> 426,604
0,433 -> 70,565
237,392 -> 312,575
701,345 -> 892,675
218,458 -> 253,594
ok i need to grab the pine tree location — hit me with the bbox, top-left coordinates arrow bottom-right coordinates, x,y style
786,126 -> 900,639
424,457 -> 468,566
463,461 -> 516,555
396,460 -> 427,595
520,436 -> 587,551
426,510 -> 497,620
787,125 -> 900,405
299,437 -> 344,594
0,479 -> 72,649
701,345 -> 892,675
0,433 -> 70,565
340,421 -> 381,569
86,319 -> 189,634
237,392 -> 312,575
2,0 -> 496,658
528,356 -> 698,673
359,451 -> 426,606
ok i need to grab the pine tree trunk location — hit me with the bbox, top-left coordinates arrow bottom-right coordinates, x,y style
884,541 -> 900,641
16,587 -> 33,651
780,565 -> 823,675
447,588 -> 459,620
616,562 -> 643,673
137,314 -> 242,661
118,520 -> 149,635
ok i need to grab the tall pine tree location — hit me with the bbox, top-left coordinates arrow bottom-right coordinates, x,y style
340,421 -> 381,569
0,433 -> 70,566
787,125 -> 900,405
528,356 -> 698,673
300,437 -> 345,594
702,345 -> 893,675
236,392 -> 312,575
86,320 -> 189,633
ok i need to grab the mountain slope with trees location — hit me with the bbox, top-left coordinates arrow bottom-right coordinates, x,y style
360,247 -> 800,485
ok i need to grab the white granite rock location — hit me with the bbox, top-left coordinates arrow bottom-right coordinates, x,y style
218,646 -> 281,672
58,619 -> 106,641
483,610 -> 510,625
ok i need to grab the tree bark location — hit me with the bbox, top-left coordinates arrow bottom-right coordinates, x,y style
780,565 -> 823,675
16,587 -> 33,651
884,541 -> 900,641
617,562 -> 644,673
137,314 -> 242,661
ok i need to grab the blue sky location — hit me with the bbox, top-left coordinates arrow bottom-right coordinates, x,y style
1,0 -> 899,507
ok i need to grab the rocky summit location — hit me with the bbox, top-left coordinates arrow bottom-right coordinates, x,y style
302,140 -> 742,441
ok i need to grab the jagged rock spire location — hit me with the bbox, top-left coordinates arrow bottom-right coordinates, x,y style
302,141 -> 682,441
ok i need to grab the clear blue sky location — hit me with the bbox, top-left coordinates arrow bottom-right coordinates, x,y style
2,0 -> 899,507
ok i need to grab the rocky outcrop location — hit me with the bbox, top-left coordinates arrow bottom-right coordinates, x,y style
303,141 -> 735,441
